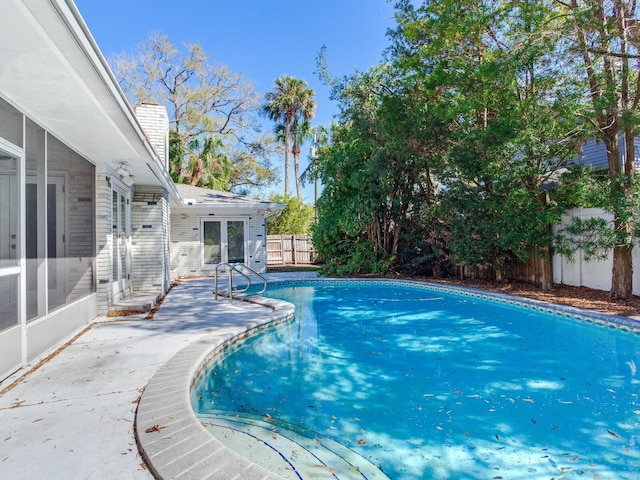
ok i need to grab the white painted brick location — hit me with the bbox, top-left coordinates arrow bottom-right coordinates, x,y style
170,211 -> 269,275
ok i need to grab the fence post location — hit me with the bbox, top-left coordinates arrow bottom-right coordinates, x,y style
292,235 -> 297,265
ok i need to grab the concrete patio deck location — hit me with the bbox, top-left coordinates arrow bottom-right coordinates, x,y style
0,272 -> 317,480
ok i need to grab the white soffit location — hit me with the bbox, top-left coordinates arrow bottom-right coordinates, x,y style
0,0 -> 164,186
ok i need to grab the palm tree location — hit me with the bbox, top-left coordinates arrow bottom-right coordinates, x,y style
262,76 -> 316,199
275,120 -> 313,201
184,136 -> 232,190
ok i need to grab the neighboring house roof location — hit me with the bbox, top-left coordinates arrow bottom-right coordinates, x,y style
0,0 -> 179,201
173,183 -> 285,217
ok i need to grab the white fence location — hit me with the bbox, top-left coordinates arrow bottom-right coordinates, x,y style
553,208 -> 640,295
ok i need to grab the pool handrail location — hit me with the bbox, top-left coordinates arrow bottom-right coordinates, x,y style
213,263 -> 267,303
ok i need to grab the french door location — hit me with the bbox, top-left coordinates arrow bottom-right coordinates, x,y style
112,189 -> 131,297
201,218 -> 246,266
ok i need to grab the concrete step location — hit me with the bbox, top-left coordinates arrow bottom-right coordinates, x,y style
109,291 -> 161,313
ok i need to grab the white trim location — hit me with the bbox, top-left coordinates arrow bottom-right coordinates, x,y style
0,266 -> 21,277
111,185 -> 132,297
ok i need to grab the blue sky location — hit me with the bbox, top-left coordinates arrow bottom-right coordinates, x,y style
74,0 -> 397,201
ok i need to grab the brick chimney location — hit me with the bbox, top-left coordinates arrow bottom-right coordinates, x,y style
135,103 -> 169,170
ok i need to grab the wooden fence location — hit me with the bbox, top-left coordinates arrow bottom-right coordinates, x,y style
267,235 -> 315,266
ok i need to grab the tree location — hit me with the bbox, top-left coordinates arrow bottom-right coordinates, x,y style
262,76 -> 316,199
390,0 -> 587,289
552,0 -> 640,298
312,64 -> 449,276
266,195 -> 315,235
275,120 -> 314,201
111,33 -> 277,192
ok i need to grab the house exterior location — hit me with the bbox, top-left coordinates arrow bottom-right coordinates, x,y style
0,0 -> 282,381
574,135 -> 640,171
171,184 -> 283,278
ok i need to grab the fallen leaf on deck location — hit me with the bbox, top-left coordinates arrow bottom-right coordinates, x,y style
145,424 -> 166,433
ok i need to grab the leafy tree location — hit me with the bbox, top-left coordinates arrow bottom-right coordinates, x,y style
312,63 -> 449,276
111,33 -> 277,192
551,0 -> 640,298
391,0 -> 587,289
262,76 -> 316,199
266,195 -> 315,235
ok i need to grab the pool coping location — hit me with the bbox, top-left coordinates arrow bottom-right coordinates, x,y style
135,277 -> 640,480
135,294 -> 295,480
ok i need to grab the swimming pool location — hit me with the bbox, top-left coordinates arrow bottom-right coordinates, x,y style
193,280 -> 640,479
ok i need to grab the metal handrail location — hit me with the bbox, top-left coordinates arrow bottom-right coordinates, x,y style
213,263 -> 267,303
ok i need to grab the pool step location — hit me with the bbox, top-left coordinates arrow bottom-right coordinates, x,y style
199,412 -> 389,480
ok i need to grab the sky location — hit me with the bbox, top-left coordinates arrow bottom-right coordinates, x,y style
73,0 -> 398,202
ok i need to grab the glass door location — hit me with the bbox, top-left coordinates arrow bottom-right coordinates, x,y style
227,220 -> 245,264
112,189 -> 131,297
0,142 -> 25,378
201,219 -> 246,266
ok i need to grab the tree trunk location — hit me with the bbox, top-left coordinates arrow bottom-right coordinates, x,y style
612,244 -> 633,298
603,133 -> 633,298
539,246 -> 553,291
293,143 -> 302,201
284,122 -> 292,199
539,192 -> 553,291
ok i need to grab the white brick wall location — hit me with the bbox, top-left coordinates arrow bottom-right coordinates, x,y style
95,174 -> 113,314
66,162 -> 95,302
135,104 -> 169,170
131,186 -> 171,292
170,209 -> 268,276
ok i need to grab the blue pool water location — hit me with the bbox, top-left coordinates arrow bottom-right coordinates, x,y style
193,282 -> 640,479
